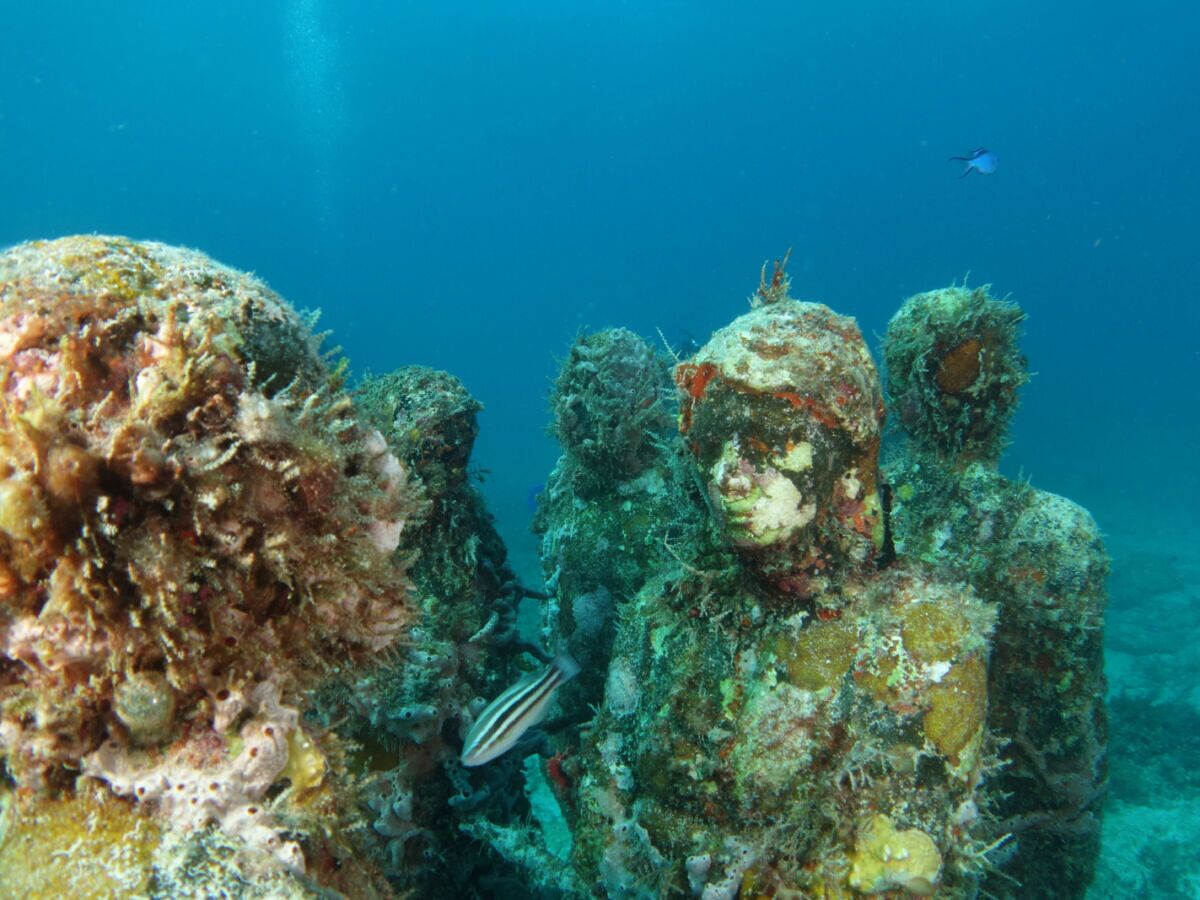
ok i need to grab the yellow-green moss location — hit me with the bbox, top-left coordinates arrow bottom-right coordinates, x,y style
854,655 -> 899,703
776,620 -> 857,691
739,860 -> 856,900
923,653 -> 987,768
0,789 -> 160,898
60,237 -> 164,301
899,603 -> 970,663
847,813 -> 941,895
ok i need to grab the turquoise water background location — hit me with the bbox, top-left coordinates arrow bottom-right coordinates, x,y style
2,2 -> 1199,894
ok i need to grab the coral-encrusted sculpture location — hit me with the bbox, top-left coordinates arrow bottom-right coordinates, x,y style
315,365 -> 552,895
532,272 -> 1007,898
537,328 -> 706,712
0,236 -> 419,894
883,284 -> 1026,464
676,295 -> 886,601
884,285 -> 1108,899
550,327 -> 675,495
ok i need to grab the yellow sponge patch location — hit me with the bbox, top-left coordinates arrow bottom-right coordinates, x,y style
923,653 -> 987,771
0,789 -> 160,899
847,813 -> 942,895
280,726 -> 328,795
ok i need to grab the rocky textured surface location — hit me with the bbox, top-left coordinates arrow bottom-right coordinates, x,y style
0,235 -> 418,896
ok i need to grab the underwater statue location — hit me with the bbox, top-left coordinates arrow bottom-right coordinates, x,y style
0,238 -> 1106,899
0,236 -> 422,897
527,260 -> 1004,897
521,259 -> 1106,898
883,284 -> 1108,898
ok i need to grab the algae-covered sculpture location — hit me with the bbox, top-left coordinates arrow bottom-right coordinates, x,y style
550,327 -> 675,494
321,364 -> 565,895
536,327 -> 706,713
0,236 -> 420,896
884,284 -> 1026,464
525,262 -> 1009,898
884,284 -> 1108,899
675,292 -> 886,600
0,237 -> 1109,899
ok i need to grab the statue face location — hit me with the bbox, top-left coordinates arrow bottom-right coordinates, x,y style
680,301 -> 887,588
706,433 -> 823,551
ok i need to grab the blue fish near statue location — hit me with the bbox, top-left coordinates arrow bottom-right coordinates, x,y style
949,147 -> 998,178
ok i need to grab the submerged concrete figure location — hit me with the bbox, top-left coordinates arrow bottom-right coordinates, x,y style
0,236 -> 421,897
534,328 -> 702,713
884,284 -> 1027,464
883,284 -> 1108,899
507,262 -> 1107,899
527,260 -> 1011,898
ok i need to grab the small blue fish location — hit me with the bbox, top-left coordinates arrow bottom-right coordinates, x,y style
948,147 -> 998,178
461,654 -> 580,766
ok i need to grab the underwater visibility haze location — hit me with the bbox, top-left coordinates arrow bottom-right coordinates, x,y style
0,1 -> 1198,898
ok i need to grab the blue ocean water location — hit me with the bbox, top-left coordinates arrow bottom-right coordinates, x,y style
2,1 -> 1198,894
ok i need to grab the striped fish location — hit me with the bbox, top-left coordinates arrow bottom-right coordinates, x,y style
461,654 -> 580,766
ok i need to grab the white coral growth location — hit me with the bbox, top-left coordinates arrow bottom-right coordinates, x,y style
83,680 -> 306,875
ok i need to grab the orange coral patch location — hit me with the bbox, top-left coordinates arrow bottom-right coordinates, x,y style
676,361 -> 719,400
936,338 -> 983,394
675,362 -> 719,434
770,391 -> 841,430
746,436 -> 770,455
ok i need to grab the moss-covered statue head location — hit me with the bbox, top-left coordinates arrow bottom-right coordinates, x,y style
884,284 -> 1027,464
676,298 -> 885,598
550,328 -> 673,493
